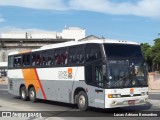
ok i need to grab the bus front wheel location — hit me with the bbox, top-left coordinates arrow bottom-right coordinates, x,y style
29,87 -> 37,102
77,91 -> 89,111
20,86 -> 28,101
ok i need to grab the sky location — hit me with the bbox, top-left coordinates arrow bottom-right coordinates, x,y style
0,0 -> 160,45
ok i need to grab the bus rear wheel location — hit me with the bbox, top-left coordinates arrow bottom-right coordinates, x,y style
29,87 -> 37,102
77,91 -> 89,111
20,86 -> 28,101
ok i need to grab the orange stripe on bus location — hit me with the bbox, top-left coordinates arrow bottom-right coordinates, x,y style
34,68 -> 47,100
22,69 -> 40,93
19,50 -> 31,54
22,68 -> 47,100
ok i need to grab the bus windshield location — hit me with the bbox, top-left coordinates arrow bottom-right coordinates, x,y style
103,44 -> 148,89
104,44 -> 143,58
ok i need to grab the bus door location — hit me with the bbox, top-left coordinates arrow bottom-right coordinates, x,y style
93,65 -> 105,108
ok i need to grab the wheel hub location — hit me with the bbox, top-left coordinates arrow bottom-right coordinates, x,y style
79,95 -> 85,107
30,91 -> 35,99
21,90 -> 25,98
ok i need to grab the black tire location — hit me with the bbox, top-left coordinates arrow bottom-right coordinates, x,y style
29,87 -> 37,103
20,86 -> 28,101
77,91 -> 89,111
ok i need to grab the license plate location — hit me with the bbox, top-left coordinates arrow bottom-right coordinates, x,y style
128,100 -> 135,105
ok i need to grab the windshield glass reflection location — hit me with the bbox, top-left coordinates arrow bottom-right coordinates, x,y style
105,60 -> 148,88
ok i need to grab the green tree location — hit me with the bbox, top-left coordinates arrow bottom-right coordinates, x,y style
140,43 -> 153,71
141,43 -> 151,58
151,38 -> 160,71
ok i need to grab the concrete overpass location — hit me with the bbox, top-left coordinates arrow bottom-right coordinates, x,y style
0,38 -> 74,62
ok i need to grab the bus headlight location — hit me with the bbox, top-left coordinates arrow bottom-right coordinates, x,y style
112,94 -> 117,98
117,94 -> 121,98
108,94 -> 121,98
108,94 -> 113,98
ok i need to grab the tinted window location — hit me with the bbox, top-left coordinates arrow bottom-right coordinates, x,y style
8,56 -> 14,68
85,66 -> 93,84
61,48 -> 68,65
54,48 -> 68,65
36,53 -> 42,66
47,50 -> 54,66
22,54 -> 30,67
54,49 -> 61,65
31,53 -> 36,66
95,66 -> 103,87
69,45 -> 84,64
85,45 -> 101,63
42,51 -> 47,66
14,55 -> 22,67
104,44 -> 143,58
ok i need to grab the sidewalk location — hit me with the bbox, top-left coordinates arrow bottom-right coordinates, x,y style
148,89 -> 160,93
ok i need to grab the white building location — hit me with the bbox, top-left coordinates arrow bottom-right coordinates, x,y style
62,27 -> 85,41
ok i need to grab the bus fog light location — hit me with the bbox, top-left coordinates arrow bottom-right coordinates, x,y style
112,101 -> 117,105
144,98 -> 148,102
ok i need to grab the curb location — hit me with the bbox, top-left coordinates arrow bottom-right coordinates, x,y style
148,90 -> 160,93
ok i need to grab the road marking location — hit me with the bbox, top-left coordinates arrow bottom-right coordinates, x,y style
148,99 -> 160,108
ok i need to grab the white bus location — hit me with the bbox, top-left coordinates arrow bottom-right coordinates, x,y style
8,39 -> 148,111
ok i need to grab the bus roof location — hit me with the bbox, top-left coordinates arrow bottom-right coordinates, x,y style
8,39 -> 139,56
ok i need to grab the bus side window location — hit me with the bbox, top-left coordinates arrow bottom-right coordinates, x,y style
77,49 -> 84,64
95,66 -> 103,87
14,55 -> 22,68
36,53 -> 42,66
48,55 -> 51,66
22,54 -> 30,67
8,56 -> 14,68
69,45 -> 84,64
61,48 -> 68,65
48,50 -> 54,66
54,50 -> 61,65
42,51 -> 47,66
31,54 -> 36,66
85,45 -> 101,63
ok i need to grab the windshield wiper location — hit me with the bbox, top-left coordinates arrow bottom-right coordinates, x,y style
112,60 -> 130,88
113,75 -> 128,88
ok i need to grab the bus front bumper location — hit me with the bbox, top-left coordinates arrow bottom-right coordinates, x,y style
105,95 -> 148,108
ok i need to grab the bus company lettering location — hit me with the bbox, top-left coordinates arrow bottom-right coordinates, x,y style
58,71 -> 67,79
58,68 -> 73,79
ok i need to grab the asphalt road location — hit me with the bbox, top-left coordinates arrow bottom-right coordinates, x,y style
0,84 -> 159,120
148,93 -> 160,100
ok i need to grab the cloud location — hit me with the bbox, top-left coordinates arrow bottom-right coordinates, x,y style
0,0 -> 67,10
68,0 -> 160,18
0,0 -> 160,18
0,26 -> 57,34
